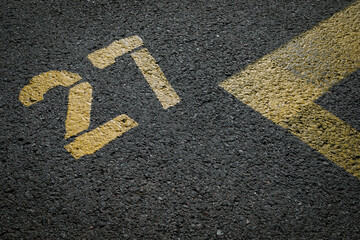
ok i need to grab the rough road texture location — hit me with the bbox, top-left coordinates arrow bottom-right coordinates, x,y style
1,0 -> 359,239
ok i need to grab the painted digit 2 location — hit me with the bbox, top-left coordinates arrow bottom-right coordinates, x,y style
19,36 -> 180,159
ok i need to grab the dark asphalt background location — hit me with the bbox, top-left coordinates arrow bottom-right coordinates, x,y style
1,0 -> 360,239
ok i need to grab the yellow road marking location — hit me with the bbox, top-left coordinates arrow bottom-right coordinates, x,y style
64,114 -> 138,159
88,36 -> 180,109
87,35 -> 143,69
21,36 -> 180,158
283,102 -> 360,178
65,82 -> 93,139
19,70 -> 81,106
131,48 -> 181,109
271,2 -> 360,88
220,1 -> 360,178
220,58 -> 325,124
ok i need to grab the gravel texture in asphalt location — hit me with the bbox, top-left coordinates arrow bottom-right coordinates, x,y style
1,0 -> 359,239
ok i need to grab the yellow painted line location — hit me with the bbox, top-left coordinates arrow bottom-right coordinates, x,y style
87,35 -> 143,69
64,114 -> 138,159
283,102 -> 360,178
271,2 -> 360,88
65,82 -> 93,139
220,58 -> 325,124
220,1 -> 360,178
131,48 -> 181,109
19,70 -> 81,106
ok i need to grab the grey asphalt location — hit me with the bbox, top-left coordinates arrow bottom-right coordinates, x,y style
1,0 -> 360,239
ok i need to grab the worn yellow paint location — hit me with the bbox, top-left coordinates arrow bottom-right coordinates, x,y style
65,82 -> 93,139
87,35 -> 143,69
87,36 -> 180,109
131,48 -> 181,109
64,114 -> 138,159
220,58 -> 326,124
220,1 -> 360,178
283,102 -> 360,179
271,1 -> 360,88
19,70 -> 81,106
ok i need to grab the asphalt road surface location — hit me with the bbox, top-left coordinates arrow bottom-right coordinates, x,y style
1,0 -> 360,239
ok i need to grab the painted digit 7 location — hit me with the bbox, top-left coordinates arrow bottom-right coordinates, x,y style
19,36 -> 180,159
87,35 -> 180,109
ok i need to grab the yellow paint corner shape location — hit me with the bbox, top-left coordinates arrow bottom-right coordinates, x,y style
220,1 -> 360,179
64,114 -> 138,159
19,70 -> 82,107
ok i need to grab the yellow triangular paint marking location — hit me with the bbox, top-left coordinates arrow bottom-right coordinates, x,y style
220,0 -> 360,178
